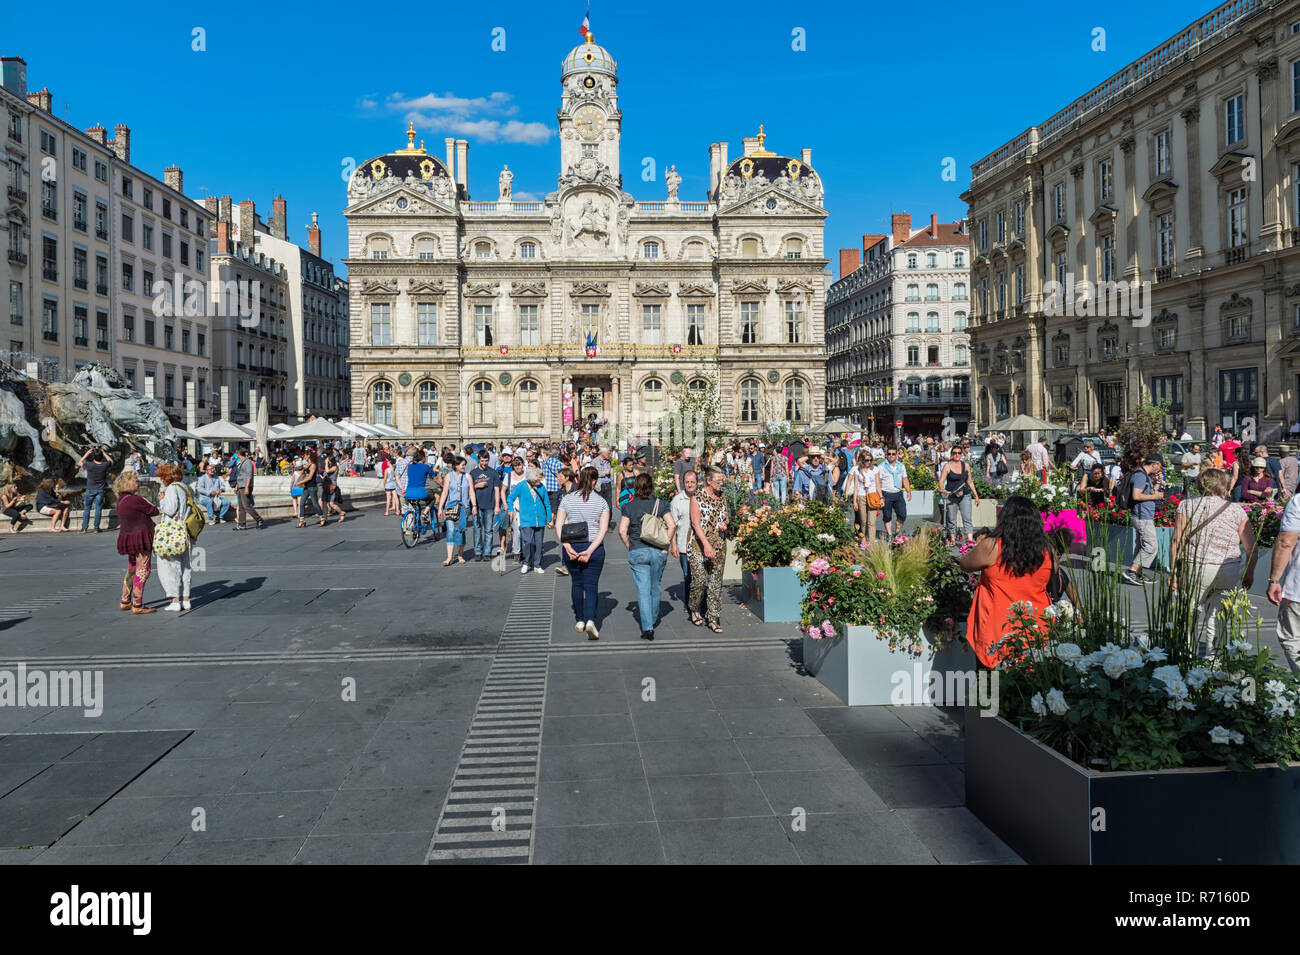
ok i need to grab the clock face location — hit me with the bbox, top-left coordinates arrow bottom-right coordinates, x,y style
574,106 -> 605,141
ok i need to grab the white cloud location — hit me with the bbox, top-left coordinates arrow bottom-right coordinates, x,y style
376,91 -> 552,145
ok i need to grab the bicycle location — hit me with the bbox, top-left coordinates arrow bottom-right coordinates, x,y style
399,497 -> 435,548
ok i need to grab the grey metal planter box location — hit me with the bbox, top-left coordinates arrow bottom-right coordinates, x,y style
723,545 -> 743,583
965,711 -> 1300,864
744,566 -> 807,623
803,624 -> 975,706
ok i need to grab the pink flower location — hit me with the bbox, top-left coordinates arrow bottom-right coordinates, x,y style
809,558 -> 831,576
876,572 -> 886,579
944,617 -> 955,628
851,569 -> 862,578
821,620 -> 836,638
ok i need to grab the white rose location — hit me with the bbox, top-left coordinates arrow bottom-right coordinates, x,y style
1030,692 -> 1046,716
1143,647 -> 1169,663
1229,730 -> 1245,745
1046,688 -> 1069,716
1151,664 -> 1184,689
1102,652 -> 1129,679
1054,642 -> 1082,664
1121,649 -> 1144,671
1208,725 -> 1232,745
1187,668 -> 1212,690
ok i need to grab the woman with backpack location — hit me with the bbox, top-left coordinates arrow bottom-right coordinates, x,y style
984,441 -> 1009,486
618,472 -> 676,640
154,462 -> 195,613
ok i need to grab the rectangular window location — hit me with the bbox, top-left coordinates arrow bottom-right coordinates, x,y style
41,180 -> 56,220
1054,182 -> 1066,221
1098,159 -> 1113,202
74,248 -> 87,290
71,147 -> 86,172
41,236 -> 57,281
740,301 -> 759,343
370,303 -> 391,345
164,325 -> 174,350
1015,264 -> 1026,304
197,332 -> 205,357
182,327 -> 191,353
96,310 -> 108,349
142,223 -> 153,251
687,303 -> 705,345
121,176 -> 133,200
519,304 -> 539,346
42,298 -> 57,342
1228,187 -> 1248,248
122,313 -> 134,343
40,128 -> 55,154
978,219 -> 987,250
8,281 -> 20,325
162,197 -> 171,220
122,262 -> 133,292
641,304 -> 662,345
1013,200 -> 1024,237
1100,234 -> 1114,282
1226,93 -> 1245,146
180,240 -> 189,266
144,318 -> 155,346
73,305 -> 88,347
1055,251 -> 1067,286
907,346 -> 919,366
121,212 -> 133,243
95,202 -> 108,239
995,211 -> 1006,243
1158,214 -> 1175,267
94,159 -> 107,182
474,304 -> 494,346
1155,129 -> 1171,175
162,232 -> 172,259
417,302 -> 438,345
784,300 -> 803,344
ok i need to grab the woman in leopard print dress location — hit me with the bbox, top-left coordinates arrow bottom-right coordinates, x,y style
688,466 -> 731,633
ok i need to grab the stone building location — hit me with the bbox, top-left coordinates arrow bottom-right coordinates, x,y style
827,213 -> 972,437
964,0 -> 1300,440
343,35 -> 828,441
2,56 -> 211,425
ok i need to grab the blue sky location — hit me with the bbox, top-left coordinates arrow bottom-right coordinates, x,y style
11,0 -> 1215,271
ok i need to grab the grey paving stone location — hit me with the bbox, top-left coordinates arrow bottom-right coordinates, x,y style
0,847 -> 46,864
754,769 -> 891,815
0,797 -> 93,848
734,735 -> 853,773
648,772 -> 773,821
824,731 -> 949,770
167,726 -> 284,759
546,670 -> 628,695
706,684 -> 800,708
544,689 -> 629,717
542,713 -> 636,747
211,790 -> 335,839
116,757 -> 254,798
896,807 -> 1023,864
163,836 -> 303,865
789,811 -> 938,865
15,760 -> 154,801
631,708 -> 731,742
858,765 -> 967,809
659,816 -> 800,864
229,752 -> 358,794
311,787 -> 446,835
204,701 -> 311,728
0,763 -> 53,798
640,738 -> 749,777
117,701 -> 239,730
289,698 -> 393,727
533,822 -> 665,864
627,685 -> 715,711
720,706 -> 823,739
32,841 -> 182,865
539,742 -> 645,782
53,796 -> 204,847
295,831 -> 434,864
536,776 -> 654,827
61,730 -> 191,763
0,733 -> 94,762
804,705 -> 910,735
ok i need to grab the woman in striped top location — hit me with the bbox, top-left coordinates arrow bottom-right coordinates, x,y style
555,466 -> 610,640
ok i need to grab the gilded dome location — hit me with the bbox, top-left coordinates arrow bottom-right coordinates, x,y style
356,124 -> 453,185
562,41 -> 616,77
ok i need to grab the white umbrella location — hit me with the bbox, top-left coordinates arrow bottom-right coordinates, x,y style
277,418 -> 350,441
170,427 -> 201,440
810,418 -> 857,435
255,397 -> 270,464
193,419 -> 254,441
269,422 -> 293,436
336,420 -> 382,438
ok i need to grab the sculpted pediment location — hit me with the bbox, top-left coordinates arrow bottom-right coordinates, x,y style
509,281 -> 548,298
634,281 -> 670,297
360,278 -> 400,295
718,185 -> 825,217
570,280 -> 610,297
348,186 -> 456,217
464,281 -> 500,298
408,279 -> 446,295
731,279 -> 770,295
678,282 -> 715,297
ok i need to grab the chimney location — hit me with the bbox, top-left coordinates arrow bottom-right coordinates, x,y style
203,196 -> 219,220
839,249 -> 860,279
708,143 -> 720,196
307,212 -> 321,257
25,87 -> 51,112
164,166 -> 183,193
741,135 -> 760,157
271,195 -> 287,240
444,137 -> 456,182
238,199 -> 256,248
930,213 -> 939,238
455,139 -> 469,192
718,141 -> 728,177
891,213 -> 912,245
84,123 -> 107,145
109,124 -> 130,163
216,219 -> 232,255
0,57 -> 27,98
219,195 -> 233,224
801,148 -> 812,166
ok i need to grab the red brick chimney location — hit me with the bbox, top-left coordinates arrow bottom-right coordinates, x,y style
930,213 -> 939,238
84,123 -> 107,145
25,87 -> 51,112
307,212 -> 321,257
271,195 -> 287,240
216,219 -> 231,255
839,249 -> 860,279
891,213 -> 912,245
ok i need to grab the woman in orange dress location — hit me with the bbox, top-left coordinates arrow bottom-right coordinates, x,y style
960,495 -> 1053,667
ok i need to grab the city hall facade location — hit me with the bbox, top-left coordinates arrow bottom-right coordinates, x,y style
344,37 -> 828,443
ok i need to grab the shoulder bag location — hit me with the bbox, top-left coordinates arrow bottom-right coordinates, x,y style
181,484 -> 206,540
640,498 -> 671,550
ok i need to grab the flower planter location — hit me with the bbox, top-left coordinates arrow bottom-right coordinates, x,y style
1084,522 -> 1132,568
802,624 -> 975,706
965,712 -> 1300,864
743,566 -> 807,623
1249,547 -> 1272,596
722,545 -> 743,583
909,490 -> 934,518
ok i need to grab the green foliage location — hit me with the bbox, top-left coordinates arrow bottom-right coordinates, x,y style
733,499 -> 855,570
905,461 -> 936,490
1117,397 -> 1169,464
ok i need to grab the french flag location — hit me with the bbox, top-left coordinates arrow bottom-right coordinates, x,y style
578,15 -> 592,42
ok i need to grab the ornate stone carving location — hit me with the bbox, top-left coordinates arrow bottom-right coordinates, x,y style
509,281 -> 547,298
558,157 -> 618,191
665,165 -> 681,201
1181,103 -> 1200,123
570,280 -> 610,297
1153,308 -> 1178,324
1256,56 -> 1279,81
634,281 -> 669,297
361,278 -> 400,295
408,279 -> 446,294
678,282 -> 714,297
1220,292 -> 1252,312
564,195 -> 612,248
731,279 -> 770,295
1285,283 -> 1300,298
465,281 -> 500,298
1070,163 -> 1085,179
498,165 -> 513,200
1120,136 -> 1136,153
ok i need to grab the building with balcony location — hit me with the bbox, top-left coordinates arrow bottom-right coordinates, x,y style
1,56 -> 211,425
826,213 -> 971,437
344,35 -> 828,440
964,0 -> 1300,439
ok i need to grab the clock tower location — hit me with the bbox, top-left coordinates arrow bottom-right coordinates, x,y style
558,36 -> 621,183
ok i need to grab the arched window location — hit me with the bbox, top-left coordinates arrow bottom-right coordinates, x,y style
418,381 -> 439,425
925,283 -> 940,301
784,379 -> 805,423
519,241 -> 537,259
786,238 -> 803,259
954,310 -> 967,331
369,235 -> 391,260
906,284 -> 920,301
474,241 -> 491,260
685,240 -> 706,260
927,252 -> 937,267
518,380 -> 540,425
472,380 -> 494,426
688,378 -> 709,393
642,240 -> 660,259
927,311 -> 940,332
907,253 -> 917,269
741,237 -> 758,258
739,378 -> 760,422
642,378 -> 667,418
372,380 -> 393,426
907,312 -> 920,333
953,282 -> 968,301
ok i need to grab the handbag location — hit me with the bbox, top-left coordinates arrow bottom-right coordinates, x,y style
153,515 -> 188,558
561,521 -> 588,543
181,485 -> 206,540
640,499 -> 671,550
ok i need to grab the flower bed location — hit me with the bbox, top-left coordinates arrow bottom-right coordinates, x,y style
733,500 -> 855,571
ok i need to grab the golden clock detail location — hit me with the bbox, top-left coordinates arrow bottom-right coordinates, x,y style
574,106 -> 605,141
